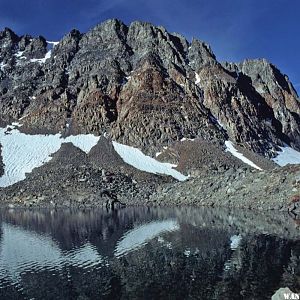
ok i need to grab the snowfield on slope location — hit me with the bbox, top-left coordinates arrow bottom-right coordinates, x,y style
0,126 -> 99,187
112,141 -> 189,181
0,124 -> 188,187
225,141 -> 262,170
272,145 -> 300,166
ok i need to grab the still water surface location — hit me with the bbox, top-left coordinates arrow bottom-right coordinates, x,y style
0,207 -> 299,299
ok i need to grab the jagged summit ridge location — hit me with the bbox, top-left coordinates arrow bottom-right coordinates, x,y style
0,19 -> 299,157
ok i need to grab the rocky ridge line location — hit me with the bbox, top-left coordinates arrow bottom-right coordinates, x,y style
0,19 -> 299,158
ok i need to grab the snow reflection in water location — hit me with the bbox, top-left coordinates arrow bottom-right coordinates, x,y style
0,223 -> 103,285
115,220 -> 179,257
0,207 -> 299,299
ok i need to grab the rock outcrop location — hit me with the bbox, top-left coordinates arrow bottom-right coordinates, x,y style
1,19 -> 299,157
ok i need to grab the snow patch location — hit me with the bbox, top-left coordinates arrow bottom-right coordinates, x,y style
195,72 -> 201,85
30,41 -> 57,64
30,50 -> 52,64
64,134 -> 100,154
180,137 -> 195,142
272,146 -> 300,166
10,122 -> 22,128
112,141 -> 189,181
15,51 -> 25,58
225,141 -> 262,170
14,51 -> 26,66
46,41 -> 59,47
115,220 -> 179,257
155,152 -> 162,157
0,126 -> 100,187
18,115 -> 29,121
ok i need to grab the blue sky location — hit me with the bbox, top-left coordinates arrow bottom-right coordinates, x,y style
0,0 -> 299,94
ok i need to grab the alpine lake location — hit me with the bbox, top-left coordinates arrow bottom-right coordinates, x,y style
0,206 -> 299,299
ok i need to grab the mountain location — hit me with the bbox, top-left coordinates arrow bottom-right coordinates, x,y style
0,19 -> 300,209
0,19 -> 299,158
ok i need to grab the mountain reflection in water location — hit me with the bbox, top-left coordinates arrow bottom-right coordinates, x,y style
0,207 -> 299,300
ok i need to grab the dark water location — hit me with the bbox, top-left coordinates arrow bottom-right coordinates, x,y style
0,207 -> 300,300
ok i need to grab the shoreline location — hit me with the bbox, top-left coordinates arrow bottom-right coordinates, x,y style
0,190 -> 296,212
0,161 -> 299,212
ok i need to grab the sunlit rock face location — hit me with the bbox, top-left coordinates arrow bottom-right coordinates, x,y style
0,19 -> 299,158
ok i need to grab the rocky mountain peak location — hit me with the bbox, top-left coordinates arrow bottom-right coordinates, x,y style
0,19 -> 299,158
0,27 -> 19,44
188,38 -> 217,69
84,18 -> 127,44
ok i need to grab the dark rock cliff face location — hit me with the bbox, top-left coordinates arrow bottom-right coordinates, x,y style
0,19 -> 299,157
